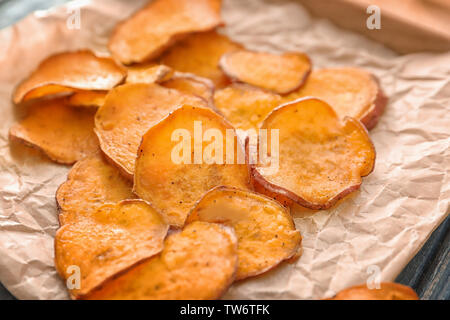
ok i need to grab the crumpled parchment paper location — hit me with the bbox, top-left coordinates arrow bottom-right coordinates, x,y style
0,0 -> 448,300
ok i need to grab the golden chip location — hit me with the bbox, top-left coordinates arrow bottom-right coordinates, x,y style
56,153 -> 134,225
162,72 -> 215,107
214,84 -> 282,131
84,221 -> 238,300
13,50 -> 126,104
21,85 -> 75,102
220,50 -> 311,94
187,187 -> 301,280
9,98 -> 99,164
109,0 -> 223,64
68,91 -> 108,108
55,200 -> 169,299
251,98 -> 375,210
283,68 -> 387,130
95,83 -> 209,178
160,30 -> 243,88
327,282 -> 419,300
126,64 -> 173,84
134,105 -> 251,227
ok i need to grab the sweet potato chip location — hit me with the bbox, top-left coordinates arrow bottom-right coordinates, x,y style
68,91 -> 108,108
109,0 -> 223,64
214,84 -> 282,131
251,98 -> 375,210
95,83 -> 209,178
56,153 -> 134,225
55,200 -> 168,299
187,187 -> 301,280
283,68 -> 387,130
20,85 -> 75,102
220,50 -> 311,94
84,221 -> 238,300
13,50 -> 126,104
159,31 -> 243,88
162,73 -> 215,107
134,105 -> 250,227
126,64 -> 173,84
9,98 -> 99,164
327,282 -> 419,300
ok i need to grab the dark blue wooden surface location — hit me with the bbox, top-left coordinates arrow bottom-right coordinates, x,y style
0,0 -> 448,300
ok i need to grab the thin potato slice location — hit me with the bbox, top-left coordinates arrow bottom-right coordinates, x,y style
126,64 -> 173,84
134,105 -> 250,227
283,68 -> 388,130
21,85 -> 75,102
251,98 -> 375,210
13,50 -> 126,104
220,50 -> 311,94
55,200 -> 169,299
84,221 -> 238,300
162,73 -> 215,107
109,0 -> 223,64
56,153 -> 134,225
68,91 -> 108,108
187,187 -> 301,280
214,84 -> 282,131
327,282 -> 419,300
95,83 -> 209,178
160,31 -> 243,88
9,99 -> 99,164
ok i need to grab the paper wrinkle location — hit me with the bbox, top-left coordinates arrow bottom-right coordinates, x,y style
0,0 -> 448,300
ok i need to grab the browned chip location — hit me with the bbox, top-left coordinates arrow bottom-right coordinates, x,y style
68,91 -> 108,108
283,68 -> 388,130
134,105 -> 251,227
327,282 -> 419,300
84,221 -> 238,300
13,50 -> 126,104
250,98 -> 375,210
95,83 -> 209,178
126,64 -> 173,84
159,30 -> 243,88
9,98 -> 99,164
161,72 -> 215,107
214,84 -> 282,131
109,0 -> 223,64
220,50 -> 311,94
55,200 -> 169,299
187,187 -> 301,280
56,153 -> 134,225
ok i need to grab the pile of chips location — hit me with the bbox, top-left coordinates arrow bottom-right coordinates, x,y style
8,0 -> 416,300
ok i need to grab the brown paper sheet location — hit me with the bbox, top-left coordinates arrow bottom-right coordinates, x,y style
0,0 -> 448,300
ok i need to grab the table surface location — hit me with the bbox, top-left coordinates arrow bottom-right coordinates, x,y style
298,0 -> 450,54
0,0 -> 448,300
